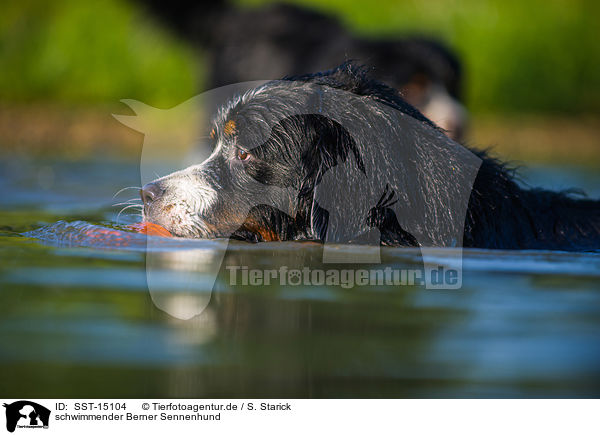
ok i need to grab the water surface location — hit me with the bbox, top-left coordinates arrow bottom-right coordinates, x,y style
1,156 -> 599,398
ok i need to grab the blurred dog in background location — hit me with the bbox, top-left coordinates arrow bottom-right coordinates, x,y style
137,0 -> 467,140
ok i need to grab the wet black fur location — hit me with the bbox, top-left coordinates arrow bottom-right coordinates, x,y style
226,64 -> 600,251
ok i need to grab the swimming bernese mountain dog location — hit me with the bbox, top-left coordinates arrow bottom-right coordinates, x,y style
139,63 -> 600,251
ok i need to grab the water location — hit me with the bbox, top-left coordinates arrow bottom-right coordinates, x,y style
0,156 -> 599,398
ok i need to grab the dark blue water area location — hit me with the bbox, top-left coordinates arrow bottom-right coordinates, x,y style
0,156 -> 599,398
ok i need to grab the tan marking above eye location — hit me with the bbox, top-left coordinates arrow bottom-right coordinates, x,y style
209,128 -> 216,139
224,120 -> 236,136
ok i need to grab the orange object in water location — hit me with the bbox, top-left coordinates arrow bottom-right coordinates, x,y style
130,222 -> 172,237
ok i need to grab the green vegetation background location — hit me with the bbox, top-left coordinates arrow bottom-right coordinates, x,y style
1,0 -> 599,115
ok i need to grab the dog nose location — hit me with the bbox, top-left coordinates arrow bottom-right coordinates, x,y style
140,183 -> 163,206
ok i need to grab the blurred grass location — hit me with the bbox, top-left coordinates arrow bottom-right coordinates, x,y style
1,0 -> 599,114
0,0 -> 201,107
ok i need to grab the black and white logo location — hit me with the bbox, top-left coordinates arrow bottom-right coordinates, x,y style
3,401 -> 50,432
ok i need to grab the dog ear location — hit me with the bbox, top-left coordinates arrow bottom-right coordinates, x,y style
308,115 -> 366,186
298,115 -> 371,244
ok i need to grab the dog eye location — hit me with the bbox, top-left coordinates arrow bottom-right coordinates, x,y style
236,149 -> 250,161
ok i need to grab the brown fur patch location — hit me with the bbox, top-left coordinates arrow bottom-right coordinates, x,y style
224,120 -> 237,136
242,217 -> 280,242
